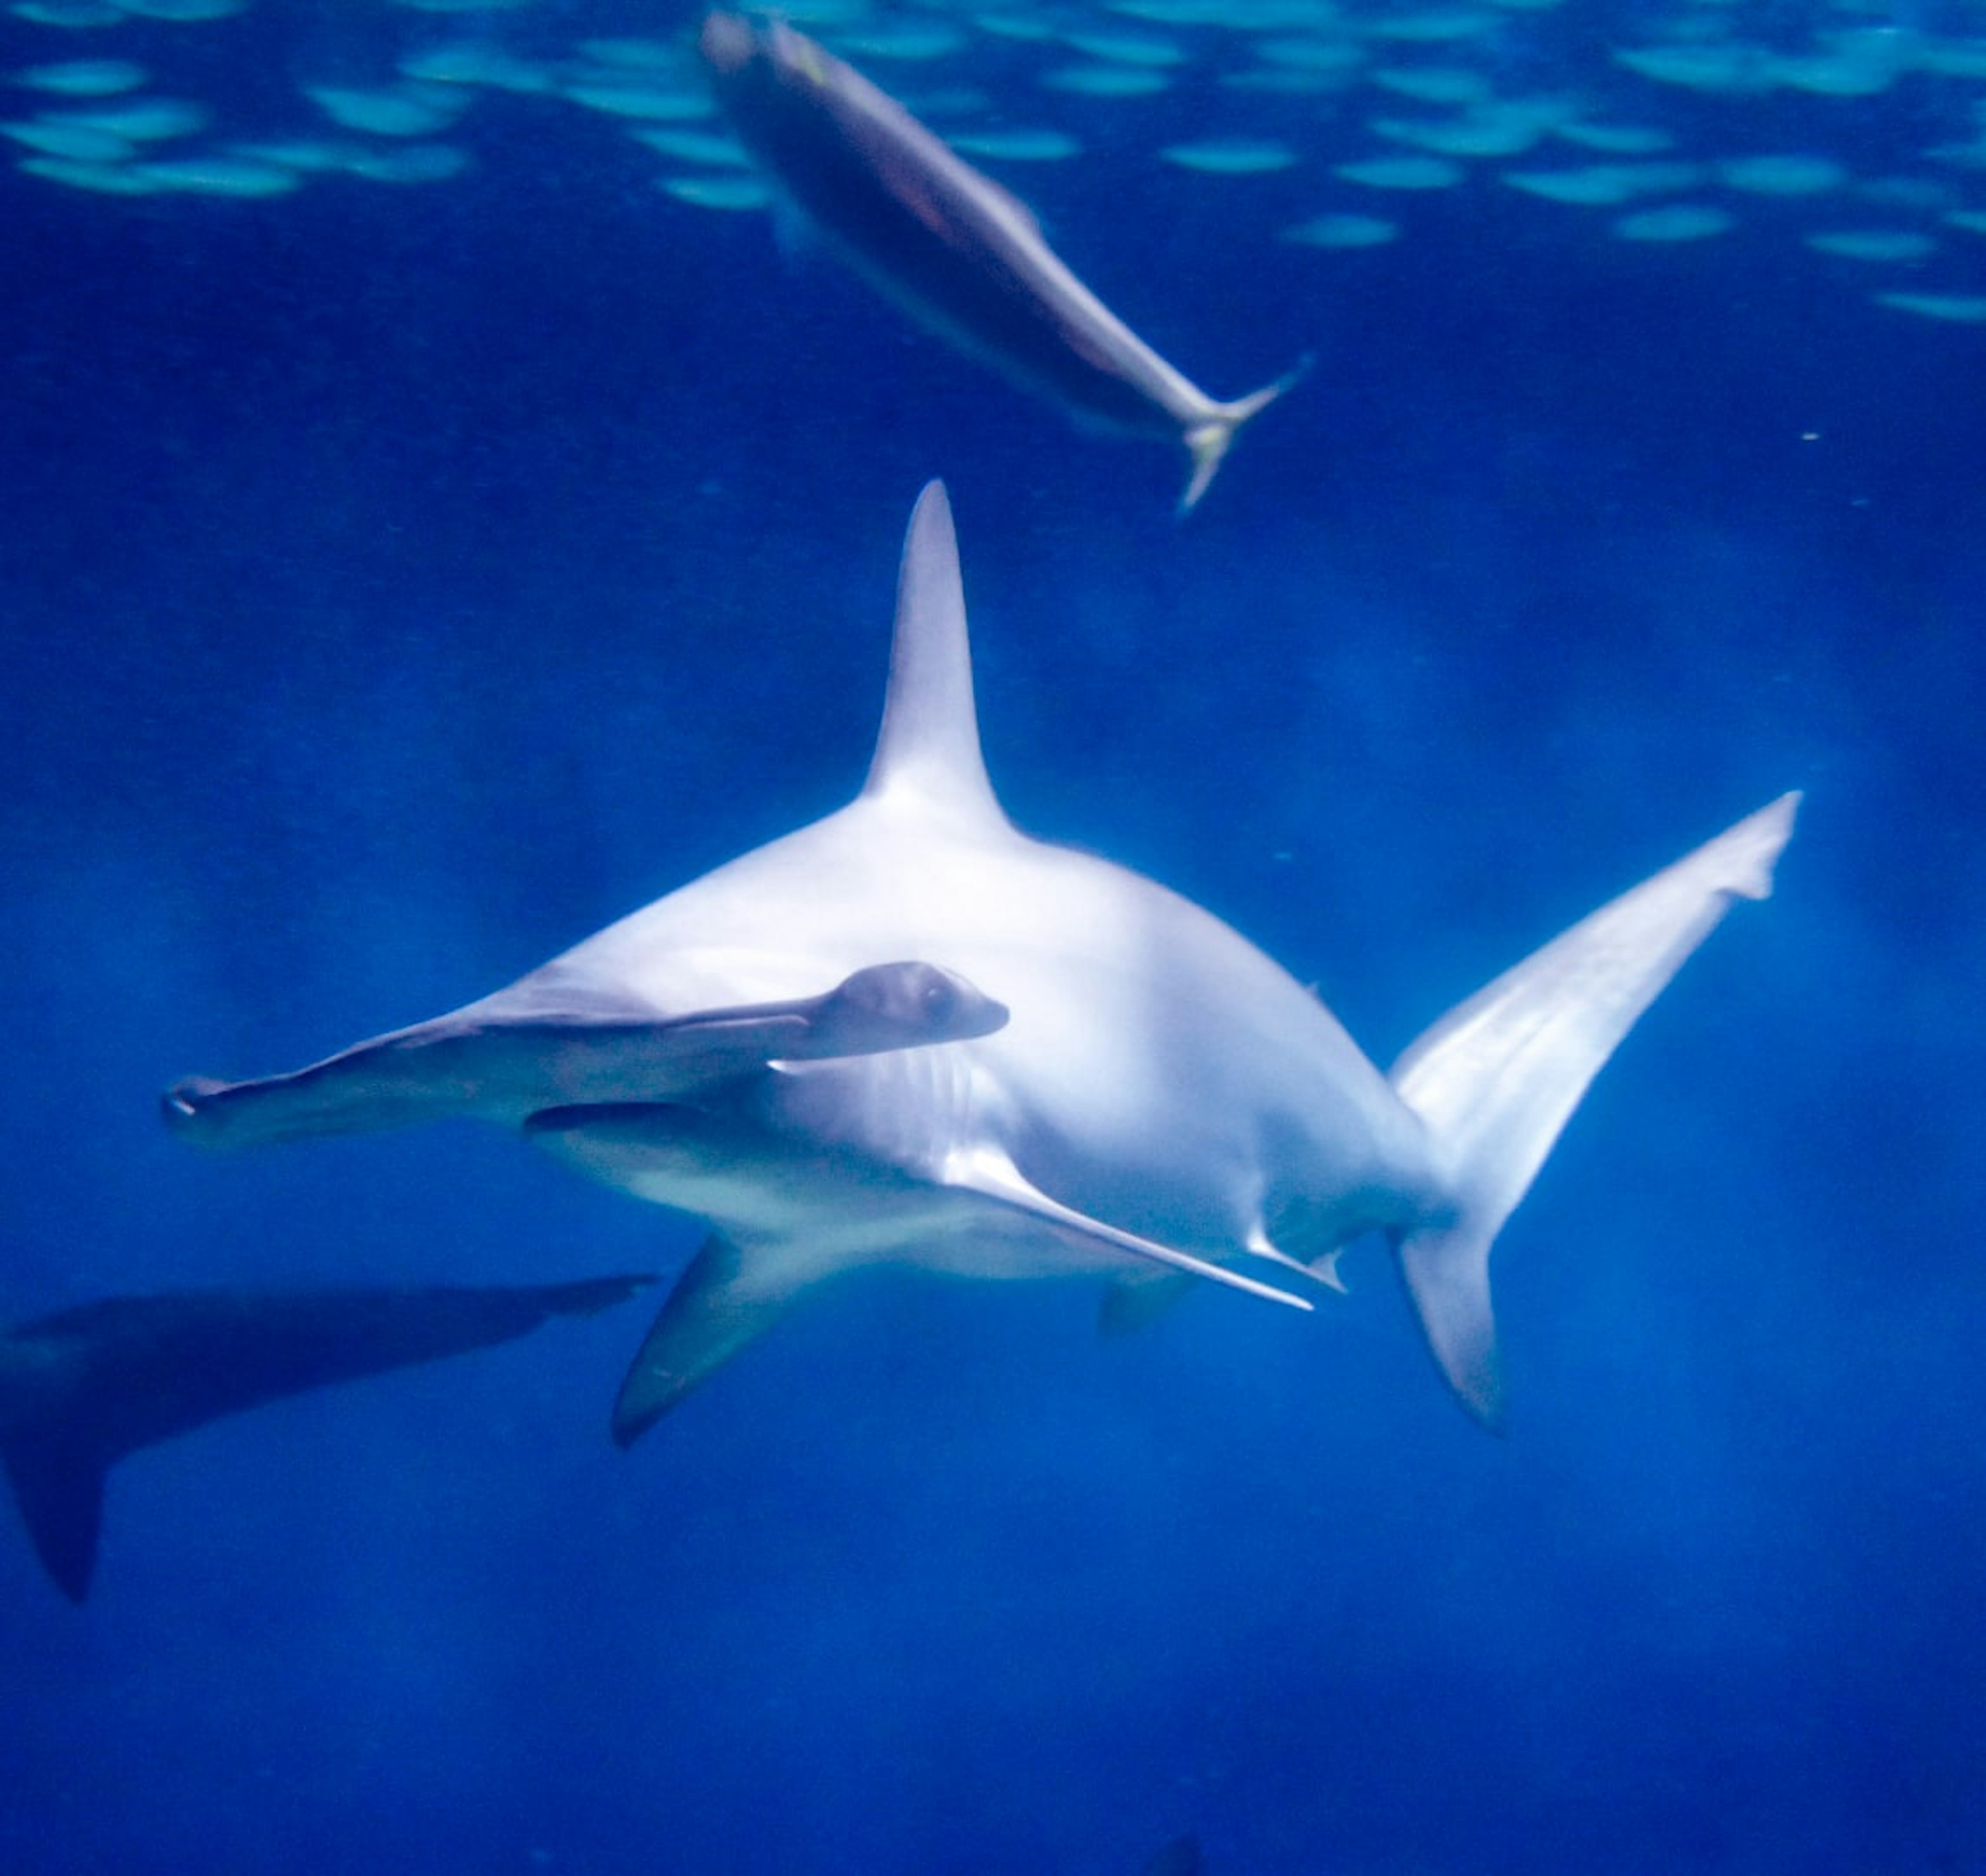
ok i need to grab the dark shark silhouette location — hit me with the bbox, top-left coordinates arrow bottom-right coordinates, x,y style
0,1275 -> 650,1601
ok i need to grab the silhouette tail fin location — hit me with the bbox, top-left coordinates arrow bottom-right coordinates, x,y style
1387,794 -> 1798,1427
1179,357 -> 1311,514
1,1427 -> 108,1603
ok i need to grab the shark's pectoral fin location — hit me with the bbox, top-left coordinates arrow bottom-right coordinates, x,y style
612,1236 -> 798,1447
1,1430 -> 107,1604
1390,793 -> 1798,1426
166,961 -> 1007,1151
944,1148 -> 1311,1312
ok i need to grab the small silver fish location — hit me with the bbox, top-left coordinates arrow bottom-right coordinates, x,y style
698,11 -> 1302,510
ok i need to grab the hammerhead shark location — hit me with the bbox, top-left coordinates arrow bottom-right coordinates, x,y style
0,1275 -> 651,1599
166,485 -> 1795,1442
697,11 -> 1300,512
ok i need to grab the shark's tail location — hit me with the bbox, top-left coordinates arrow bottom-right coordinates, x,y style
0,1412 -> 110,1606
1179,356 -> 1312,515
1386,793 -> 1799,1428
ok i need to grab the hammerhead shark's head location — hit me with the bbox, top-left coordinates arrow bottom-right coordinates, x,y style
167,486 -> 1796,1442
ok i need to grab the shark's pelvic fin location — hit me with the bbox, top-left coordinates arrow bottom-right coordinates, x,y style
1242,1222 -> 1337,1288
860,482 -> 1007,824
612,1236 -> 796,1447
1386,792 -> 1798,1426
1308,1247 -> 1349,1295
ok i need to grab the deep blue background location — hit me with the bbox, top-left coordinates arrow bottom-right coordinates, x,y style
2,7 -> 1983,1872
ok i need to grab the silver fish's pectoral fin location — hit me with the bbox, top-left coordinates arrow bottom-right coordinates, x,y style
944,1147 -> 1311,1311
164,960 -> 1007,1150
1179,355 -> 1313,515
612,1236 -> 799,1447
1390,792 -> 1799,1427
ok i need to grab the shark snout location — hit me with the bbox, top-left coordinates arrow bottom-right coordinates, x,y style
814,961 -> 1008,1056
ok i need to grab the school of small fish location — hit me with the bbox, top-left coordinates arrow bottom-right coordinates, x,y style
5,0 -> 1984,328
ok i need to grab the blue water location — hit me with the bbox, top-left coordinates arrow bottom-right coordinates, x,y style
3,4 -> 1983,1871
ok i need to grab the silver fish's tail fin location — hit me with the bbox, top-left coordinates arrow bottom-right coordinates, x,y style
1179,356 -> 1312,514
1386,793 -> 1799,1428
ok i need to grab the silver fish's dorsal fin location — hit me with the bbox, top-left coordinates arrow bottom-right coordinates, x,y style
860,482 -> 1007,823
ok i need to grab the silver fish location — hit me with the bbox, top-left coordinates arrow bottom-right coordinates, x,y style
698,11 -> 1302,511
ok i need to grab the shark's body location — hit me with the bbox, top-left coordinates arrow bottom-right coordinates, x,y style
0,1275 -> 651,1599
168,486 -> 1795,1442
697,12 -> 1299,511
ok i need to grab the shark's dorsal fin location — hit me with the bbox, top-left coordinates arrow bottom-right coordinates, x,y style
861,482 -> 1006,824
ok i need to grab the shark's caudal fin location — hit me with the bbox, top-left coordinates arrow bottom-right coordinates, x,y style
1180,358 -> 1311,515
1388,793 -> 1799,1427
860,481 -> 1007,824
0,1276 -> 652,1600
